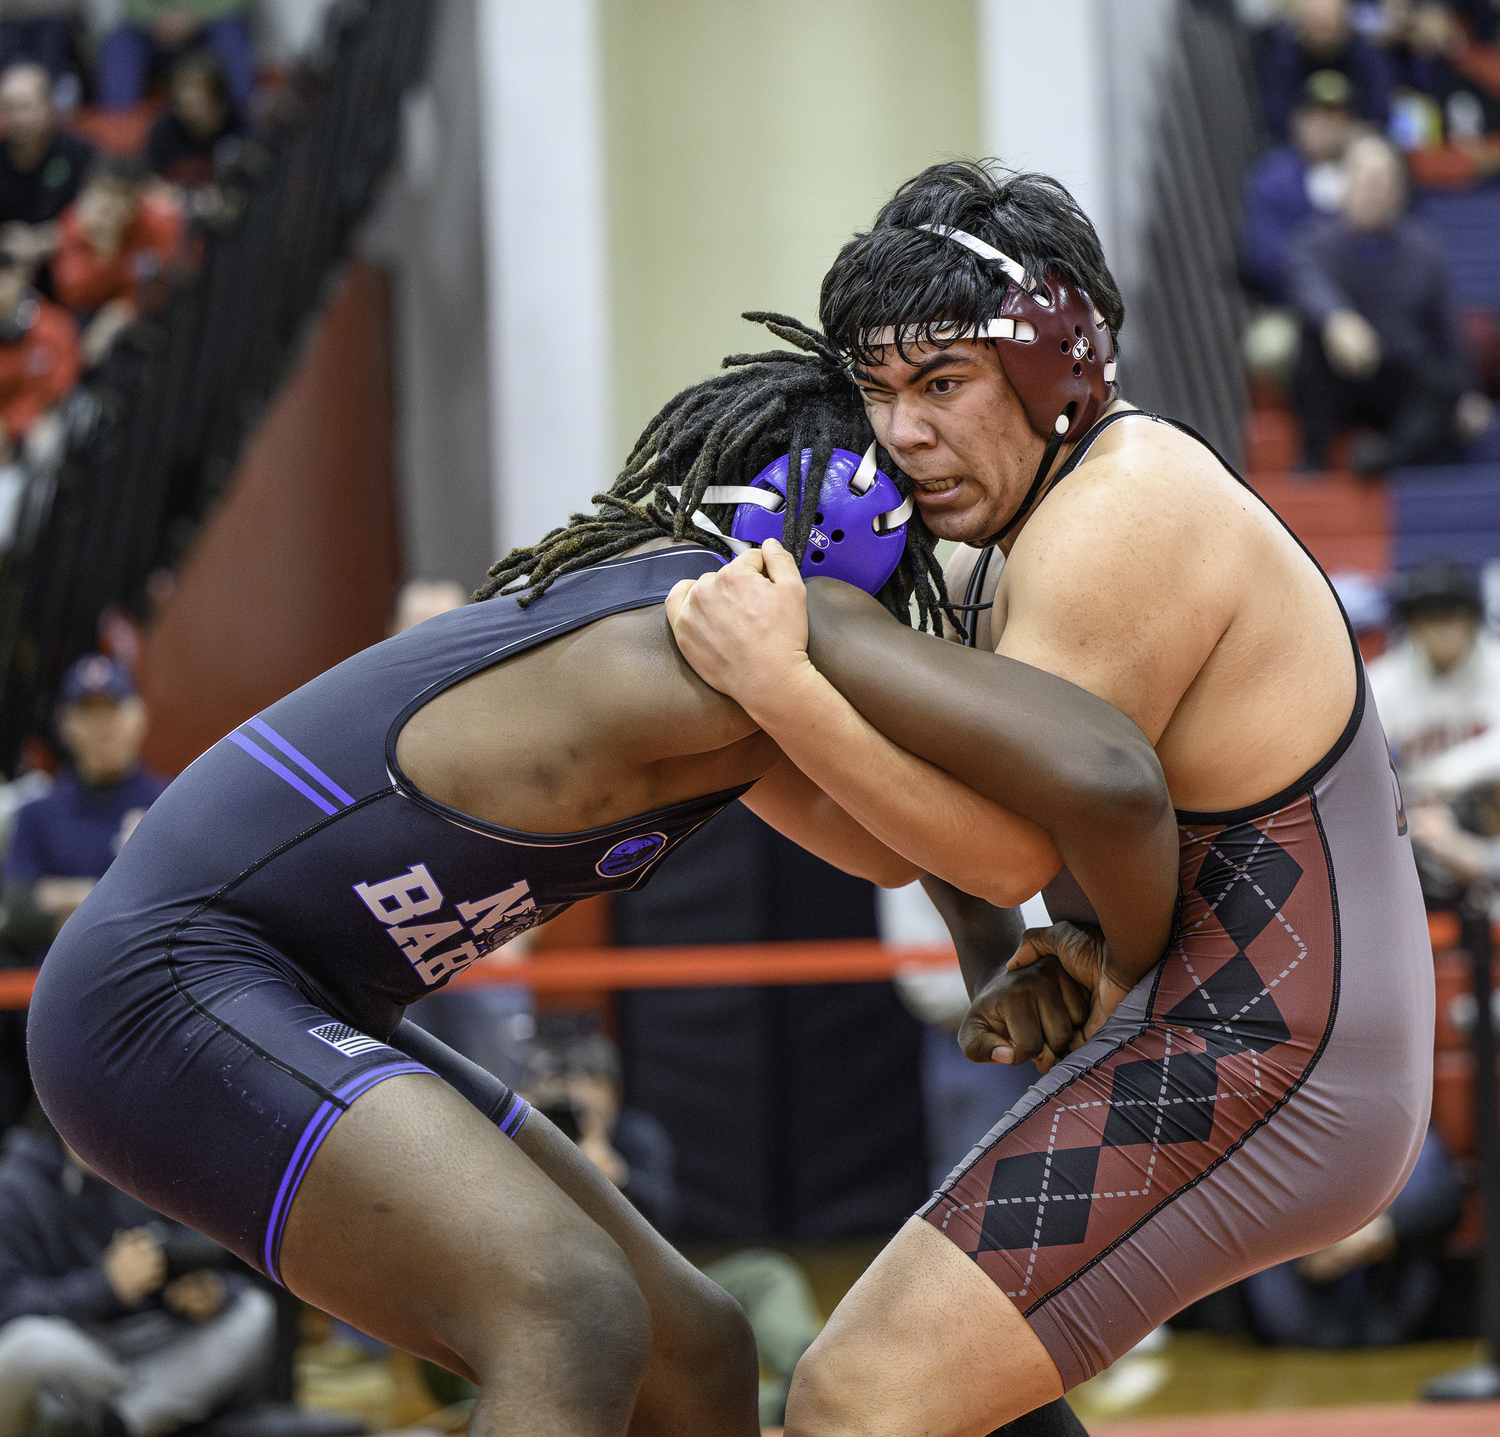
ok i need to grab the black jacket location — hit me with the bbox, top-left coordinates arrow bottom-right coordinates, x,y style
0,1127 -> 161,1328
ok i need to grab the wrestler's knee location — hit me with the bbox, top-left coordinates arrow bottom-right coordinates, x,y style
450,1219 -> 650,1407
656,1272 -> 758,1408
781,1330 -> 870,1437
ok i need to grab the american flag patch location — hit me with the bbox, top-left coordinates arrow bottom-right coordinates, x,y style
308,1023 -> 387,1058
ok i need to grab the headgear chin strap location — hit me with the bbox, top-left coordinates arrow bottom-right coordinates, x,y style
865,223 -> 1119,548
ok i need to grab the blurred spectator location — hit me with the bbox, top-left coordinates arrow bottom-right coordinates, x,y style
0,63 -> 92,283
0,5 -> 80,110
0,1118 -> 274,1437
97,4 -> 254,113
390,578 -> 469,635
1242,1127 -> 1461,1346
1451,0 -> 1500,42
1260,0 -> 1394,141
146,53 -> 242,195
893,961 -> 1038,1194
1387,1 -> 1500,149
1289,135 -> 1492,473
532,1031 -> 821,1428
1369,562 -> 1500,785
1244,69 -> 1360,307
525,1032 -> 679,1236
53,159 -> 183,367
0,252 -> 79,467
1,656 -> 166,959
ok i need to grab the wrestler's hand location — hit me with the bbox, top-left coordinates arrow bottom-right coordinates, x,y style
665,539 -> 812,709
959,954 -> 1090,1075
1007,921 -> 1131,1042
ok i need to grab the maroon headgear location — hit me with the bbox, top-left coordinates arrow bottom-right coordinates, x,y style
864,224 -> 1117,444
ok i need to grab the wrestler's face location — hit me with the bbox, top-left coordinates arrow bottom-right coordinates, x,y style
853,339 -> 1045,545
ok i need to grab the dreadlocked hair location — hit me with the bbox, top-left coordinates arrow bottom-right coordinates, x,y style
475,312 -> 952,632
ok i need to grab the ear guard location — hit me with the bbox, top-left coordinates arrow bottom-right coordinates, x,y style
668,444 -> 913,594
868,224 -> 1117,444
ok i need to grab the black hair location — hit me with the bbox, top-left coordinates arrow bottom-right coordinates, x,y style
1392,561 -> 1483,622
476,313 -> 951,632
820,158 -> 1124,368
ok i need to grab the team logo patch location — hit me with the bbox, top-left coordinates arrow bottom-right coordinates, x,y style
596,832 -> 667,877
809,529 -> 831,550
308,1022 -> 387,1058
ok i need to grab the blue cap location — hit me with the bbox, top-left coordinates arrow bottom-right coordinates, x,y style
58,653 -> 136,708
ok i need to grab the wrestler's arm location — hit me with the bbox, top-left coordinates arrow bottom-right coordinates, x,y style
740,755 -> 924,888
798,578 -> 1176,996
667,546 -> 1176,991
741,748 -> 1060,904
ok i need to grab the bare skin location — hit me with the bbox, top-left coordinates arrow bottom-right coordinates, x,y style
668,338 -> 1358,1435
280,533 -> 1159,1436
279,1076 -> 756,1437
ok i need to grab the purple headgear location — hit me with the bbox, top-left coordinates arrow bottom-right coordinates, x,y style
673,444 -> 913,595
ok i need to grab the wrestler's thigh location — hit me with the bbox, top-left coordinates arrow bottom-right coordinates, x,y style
784,1216 -> 1062,1437
277,1074 -> 648,1388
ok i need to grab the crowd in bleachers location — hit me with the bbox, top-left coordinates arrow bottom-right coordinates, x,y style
0,3 -> 260,485
1240,0 -> 1500,475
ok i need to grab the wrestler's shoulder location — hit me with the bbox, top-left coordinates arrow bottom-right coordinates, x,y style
1032,415 -> 1242,545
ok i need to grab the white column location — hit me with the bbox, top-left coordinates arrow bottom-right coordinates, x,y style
978,0 -> 1113,258
476,0 -> 611,559
978,0 -> 1178,294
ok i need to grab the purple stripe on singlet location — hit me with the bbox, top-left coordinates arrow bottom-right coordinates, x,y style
262,1061 -> 430,1283
498,1094 -> 531,1137
228,732 -> 339,817
246,717 -> 356,806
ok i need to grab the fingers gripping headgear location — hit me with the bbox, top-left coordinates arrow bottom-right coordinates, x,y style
867,224 -> 1117,444
669,444 -> 913,594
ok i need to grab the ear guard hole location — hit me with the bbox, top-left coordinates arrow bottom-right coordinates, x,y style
810,551 -> 825,563
831,529 -> 845,542
1073,362 -> 1083,376
1060,340 -> 1070,353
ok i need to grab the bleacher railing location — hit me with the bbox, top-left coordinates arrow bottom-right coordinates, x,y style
0,0 -> 437,776
1121,0 -> 1264,468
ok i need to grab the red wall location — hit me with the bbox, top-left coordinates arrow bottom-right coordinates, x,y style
138,260 -> 400,775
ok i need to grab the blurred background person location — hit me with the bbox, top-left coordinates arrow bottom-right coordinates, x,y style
1369,561 -> 1500,789
0,1114 -> 274,1437
97,2 -> 255,113
0,250 -> 78,467
146,54 -> 243,201
1241,67 -> 1361,388
0,3 -> 80,112
1244,69 -> 1360,308
1241,1127 -> 1462,1347
389,577 -> 468,635
893,961 -> 1039,1195
52,159 -> 182,367
1259,0 -> 1393,142
1288,134 -> 1491,474
1,656 -> 166,961
0,62 -> 90,289
1386,1 -> 1500,150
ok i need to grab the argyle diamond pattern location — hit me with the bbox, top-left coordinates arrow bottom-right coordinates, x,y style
978,1146 -> 1101,1252
1164,952 -> 1292,1052
1192,821 -> 1303,949
1101,1051 -> 1221,1147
